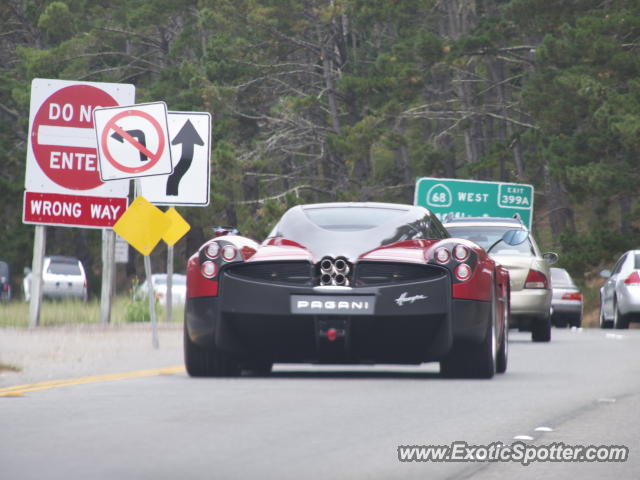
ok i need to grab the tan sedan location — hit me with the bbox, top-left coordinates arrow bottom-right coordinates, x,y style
443,217 -> 558,342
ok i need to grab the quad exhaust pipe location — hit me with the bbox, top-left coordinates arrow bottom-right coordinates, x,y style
319,257 -> 351,286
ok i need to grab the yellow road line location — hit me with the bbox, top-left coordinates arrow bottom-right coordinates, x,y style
0,366 -> 185,397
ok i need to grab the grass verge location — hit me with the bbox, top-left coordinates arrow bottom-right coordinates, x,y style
0,296 -> 184,328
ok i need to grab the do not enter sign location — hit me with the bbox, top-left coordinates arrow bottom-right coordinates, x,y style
25,79 -> 134,197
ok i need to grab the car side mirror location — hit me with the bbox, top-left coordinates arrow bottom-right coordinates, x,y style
600,269 -> 611,279
502,230 -> 528,246
487,229 -> 528,254
23,267 -> 31,276
212,226 -> 240,237
543,252 -> 559,265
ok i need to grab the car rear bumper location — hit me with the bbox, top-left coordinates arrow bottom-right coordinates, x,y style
186,272 -> 491,364
551,300 -> 582,316
42,287 -> 86,300
618,286 -> 640,316
510,288 -> 551,318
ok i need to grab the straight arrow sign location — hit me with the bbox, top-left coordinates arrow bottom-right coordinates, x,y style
138,111 -> 212,206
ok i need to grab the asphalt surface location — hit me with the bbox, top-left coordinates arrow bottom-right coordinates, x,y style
1,326 -> 639,479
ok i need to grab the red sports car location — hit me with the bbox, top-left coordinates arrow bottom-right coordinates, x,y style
184,202 -> 511,378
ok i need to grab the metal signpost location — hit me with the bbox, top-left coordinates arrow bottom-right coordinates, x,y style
94,103 -> 173,348
95,103 -> 194,347
414,177 -> 535,229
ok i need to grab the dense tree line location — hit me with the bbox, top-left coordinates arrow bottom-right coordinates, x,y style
1,0 -> 639,294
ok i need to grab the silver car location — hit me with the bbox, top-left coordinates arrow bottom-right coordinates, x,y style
599,250 -> 640,329
135,273 -> 187,306
443,217 -> 558,342
24,256 -> 88,302
550,267 -> 582,328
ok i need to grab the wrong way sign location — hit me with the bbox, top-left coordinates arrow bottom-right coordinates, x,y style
138,112 -> 211,206
94,102 -> 173,181
25,79 -> 134,197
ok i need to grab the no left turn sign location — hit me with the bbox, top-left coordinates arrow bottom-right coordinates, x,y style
93,102 -> 173,181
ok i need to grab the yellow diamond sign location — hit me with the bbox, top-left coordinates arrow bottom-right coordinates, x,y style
163,208 -> 190,246
114,196 -> 170,256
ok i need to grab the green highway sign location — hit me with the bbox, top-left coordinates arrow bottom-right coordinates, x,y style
414,177 -> 534,229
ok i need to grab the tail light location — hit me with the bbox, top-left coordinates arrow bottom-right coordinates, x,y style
453,245 -> 470,262
2,284 -> 8,292
624,271 -> 640,285
201,261 -> 218,279
561,292 -> 582,301
455,263 -> 472,281
222,245 -> 237,262
524,269 -> 548,289
434,247 -> 450,264
205,242 -> 221,259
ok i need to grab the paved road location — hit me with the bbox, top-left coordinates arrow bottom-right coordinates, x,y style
1,328 -> 639,479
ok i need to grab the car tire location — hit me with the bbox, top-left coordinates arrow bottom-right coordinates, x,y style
184,323 -> 240,377
531,315 -> 551,342
441,295 -> 496,379
569,314 -> 582,328
599,303 -> 613,329
496,325 -> 508,374
552,315 -> 568,328
613,298 -> 630,330
496,294 -> 509,374
246,362 -> 273,376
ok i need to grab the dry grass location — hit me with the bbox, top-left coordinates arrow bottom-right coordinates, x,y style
0,297 -> 183,328
0,362 -> 21,372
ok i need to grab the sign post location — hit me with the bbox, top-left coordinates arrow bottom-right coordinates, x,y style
414,177 -> 535,229
160,207 -> 191,324
28,226 -> 46,328
100,229 -> 115,325
113,194 -> 172,349
166,241 -> 174,324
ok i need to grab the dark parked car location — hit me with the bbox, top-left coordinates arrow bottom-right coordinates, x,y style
0,261 -> 11,301
185,202 -> 512,379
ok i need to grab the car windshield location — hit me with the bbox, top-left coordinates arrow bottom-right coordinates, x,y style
446,226 -> 535,256
303,206 -> 408,232
47,259 -> 81,275
551,268 -> 573,286
265,204 -> 448,260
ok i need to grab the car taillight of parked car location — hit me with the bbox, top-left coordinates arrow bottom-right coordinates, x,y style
524,269 -> 548,289
624,271 -> 640,286
561,292 -> 582,301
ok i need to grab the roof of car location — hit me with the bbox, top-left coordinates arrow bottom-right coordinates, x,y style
299,202 -> 420,212
47,255 -> 82,263
442,216 -> 527,229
